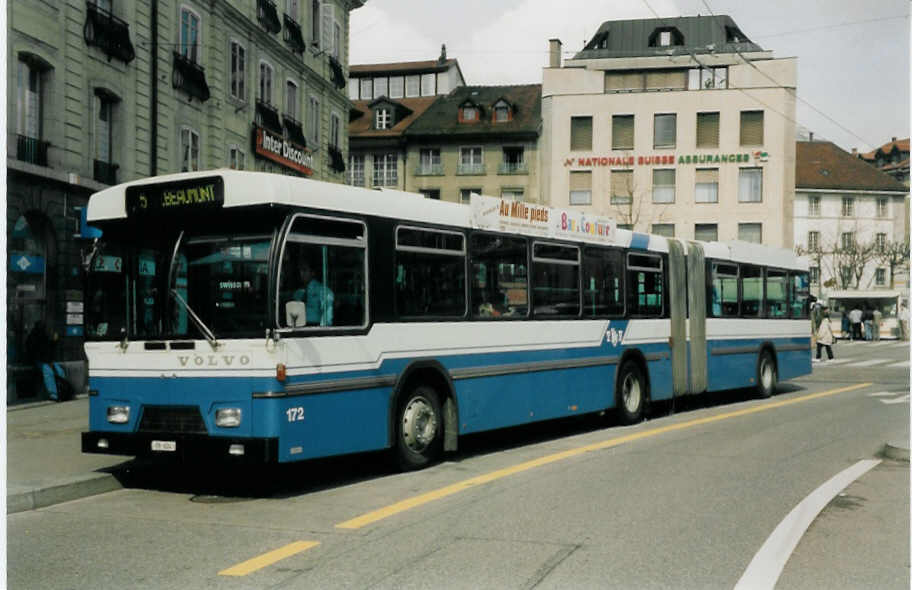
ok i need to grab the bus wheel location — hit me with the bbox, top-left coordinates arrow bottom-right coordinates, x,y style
396,385 -> 443,470
757,350 -> 777,398
617,361 -> 645,424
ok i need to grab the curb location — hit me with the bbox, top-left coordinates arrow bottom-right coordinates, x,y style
7,473 -> 124,515
882,442 -> 910,462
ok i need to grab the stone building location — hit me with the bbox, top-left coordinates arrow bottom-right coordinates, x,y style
7,0 -> 363,402
540,15 -> 796,246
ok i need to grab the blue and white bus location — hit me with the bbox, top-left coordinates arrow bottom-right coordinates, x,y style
81,171 -> 812,469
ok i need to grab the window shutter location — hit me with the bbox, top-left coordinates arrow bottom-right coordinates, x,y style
695,168 -> 717,184
570,116 -> 592,151
321,2 -> 334,56
612,115 -> 634,149
569,170 -> 591,190
653,114 -> 675,148
740,111 -> 764,145
696,112 -> 719,147
611,170 -> 632,198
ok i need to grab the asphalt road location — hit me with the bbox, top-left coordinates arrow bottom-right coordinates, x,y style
8,339 -> 909,589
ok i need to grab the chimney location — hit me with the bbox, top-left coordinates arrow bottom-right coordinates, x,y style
892,136 -> 897,142
438,44 -> 447,64
809,131 -> 813,142
852,148 -> 858,156
549,39 -> 562,68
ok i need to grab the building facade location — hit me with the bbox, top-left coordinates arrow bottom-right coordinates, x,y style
540,15 -> 796,246
7,0 -> 362,402
858,137 -> 910,187
794,140 -> 909,298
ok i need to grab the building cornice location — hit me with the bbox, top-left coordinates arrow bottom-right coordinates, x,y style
7,158 -> 108,193
796,188 -> 908,197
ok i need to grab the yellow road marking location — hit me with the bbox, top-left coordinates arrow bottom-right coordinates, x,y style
219,541 -> 320,576
336,382 -> 871,530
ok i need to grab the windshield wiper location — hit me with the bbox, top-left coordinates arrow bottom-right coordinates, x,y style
170,288 -> 219,349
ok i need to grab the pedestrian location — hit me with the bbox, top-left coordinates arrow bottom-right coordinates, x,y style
25,320 -> 71,402
863,307 -> 873,341
815,309 -> 835,362
841,311 -> 850,341
849,306 -> 863,341
900,302 -> 909,341
872,307 -> 882,342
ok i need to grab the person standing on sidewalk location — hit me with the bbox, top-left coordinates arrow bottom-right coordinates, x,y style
900,302 -> 909,340
815,310 -> 835,362
872,307 -> 882,341
863,307 -> 874,341
849,306 -> 863,340
25,321 -> 70,402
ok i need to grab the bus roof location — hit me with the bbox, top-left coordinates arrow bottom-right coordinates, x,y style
826,290 -> 901,300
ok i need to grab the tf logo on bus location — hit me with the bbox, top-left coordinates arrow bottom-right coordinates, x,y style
605,326 -> 624,346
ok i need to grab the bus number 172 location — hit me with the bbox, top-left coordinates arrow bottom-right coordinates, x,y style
286,407 -> 305,422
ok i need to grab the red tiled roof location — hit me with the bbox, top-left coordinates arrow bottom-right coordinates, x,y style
350,59 -> 459,76
348,96 -> 440,138
859,137 -> 910,161
796,141 -> 908,192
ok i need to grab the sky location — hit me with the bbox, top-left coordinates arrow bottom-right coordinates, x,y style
349,0 -> 910,154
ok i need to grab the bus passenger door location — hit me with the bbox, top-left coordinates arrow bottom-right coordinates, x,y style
686,242 -> 707,394
667,240 -> 688,397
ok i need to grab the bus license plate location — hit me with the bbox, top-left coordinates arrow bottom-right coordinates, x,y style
151,440 -> 177,452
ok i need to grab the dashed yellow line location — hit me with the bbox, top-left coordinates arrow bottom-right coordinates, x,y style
335,382 -> 871,530
219,541 -> 320,576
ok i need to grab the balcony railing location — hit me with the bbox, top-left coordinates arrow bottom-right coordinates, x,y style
457,163 -> 485,175
93,159 -> 119,185
498,161 -> 528,174
257,0 -> 281,34
415,163 -> 444,176
328,145 -> 346,173
16,135 -> 50,166
282,116 -> 307,147
283,14 -> 306,53
172,52 -> 210,102
328,56 -> 346,90
255,100 -> 282,134
84,1 -> 136,63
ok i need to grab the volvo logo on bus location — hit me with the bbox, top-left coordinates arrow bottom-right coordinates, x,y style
177,354 -> 251,367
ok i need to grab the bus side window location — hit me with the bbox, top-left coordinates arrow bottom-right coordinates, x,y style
765,269 -> 788,318
789,271 -> 810,318
582,247 -> 624,317
741,265 -> 762,317
710,262 -> 738,317
626,253 -> 663,317
470,234 -> 528,319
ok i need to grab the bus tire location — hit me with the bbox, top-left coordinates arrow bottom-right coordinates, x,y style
756,350 -> 777,398
617,361 -> 645,424
396,384 -> 443,471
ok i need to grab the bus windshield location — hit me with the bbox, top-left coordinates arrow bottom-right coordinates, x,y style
85,214 -> 277,341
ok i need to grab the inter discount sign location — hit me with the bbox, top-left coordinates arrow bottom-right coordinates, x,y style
254,127 -> 314,176
470,194 -> 617,244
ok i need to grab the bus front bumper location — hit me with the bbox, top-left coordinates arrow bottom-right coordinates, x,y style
81,431 -> 279,464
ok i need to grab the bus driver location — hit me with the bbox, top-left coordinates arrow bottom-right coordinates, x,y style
289,261 -> 334,326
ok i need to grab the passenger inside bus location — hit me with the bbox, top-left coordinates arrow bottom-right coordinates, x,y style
284,259 -> 334,327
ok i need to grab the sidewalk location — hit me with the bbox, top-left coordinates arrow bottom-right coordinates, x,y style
6,395 -> 129,514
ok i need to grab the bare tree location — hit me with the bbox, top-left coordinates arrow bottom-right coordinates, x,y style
875,239 -> 910,289
826,237 -> 877,290
606,169 -> 669,232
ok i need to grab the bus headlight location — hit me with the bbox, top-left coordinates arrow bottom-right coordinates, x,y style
106,406 -> 130,424
216,408 -> 242,428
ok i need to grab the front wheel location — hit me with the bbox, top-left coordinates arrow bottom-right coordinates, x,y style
396,385 -> 443,471
616,361 -> 646,424
756,350 -> 778,398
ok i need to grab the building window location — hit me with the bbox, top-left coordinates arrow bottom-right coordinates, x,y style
419,189 -> 440,200
738,168 -> 762,202
180,127 -> 200,172
259,62 -> 274,104
501,188 -> 524,201
740,110 -> 764,146
659,30 -> 671,46
459,147 -> 483,174
876,232 -> 887,253
405,75 -> 419,97
285,79 -> 298,119
374,77 -> 388,98
875,268 -> 886,286
841,196 -> 855,217
329,111 -> 341,148
16,58 -> 43,141
389,76 -> 404,98
95,95 -> 113,164
841,232 -> 855,250
611,169 -> 632,205
612,115 -> 634,150
307,95 -> 320,145
348,154 -> 364,185
695,168 -> 718,203
569,170 -> 592,205
348,78 -> 358,100
653,114 -> 676,149
418,148 -> 441,174
180,7 -> 201,63
494,102 -> 511,122
373,153 -> 397,186
808,195 -> 820,216
652,169 -> 675,203
877,197 -> 888,217
311,0 -> 320,45
421,73 -> 435,96
437,72 -> 450,95
652,224 -> 674,237
375,107 -> 392,130
461,105 -> 478,122
570,116 -> 593,151
695,223 -> 718,242
230,41 -> 246,101
605,71 -> 644,92
360,78 -> 372,100
808,231 -> 820,252
332,19 -> 341,59
229,145 -> 246,170
738,223 -> 762,243
688,67 -> 727,90
460,188 -> 481,204
501,146 -> 525,173
809,266 -> 819,285
696,112 -> 719,148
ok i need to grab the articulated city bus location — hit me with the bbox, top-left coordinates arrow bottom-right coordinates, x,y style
81,171 -> 811,469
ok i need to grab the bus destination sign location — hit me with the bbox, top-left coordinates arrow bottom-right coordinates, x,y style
126,176 -> 225,217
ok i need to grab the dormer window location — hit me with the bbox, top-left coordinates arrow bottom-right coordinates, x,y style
493,100 -> 512,123
462,106 -> 477,122
648,27 -> 684,48
375,107 -> 391,130
659,31 -> 671,46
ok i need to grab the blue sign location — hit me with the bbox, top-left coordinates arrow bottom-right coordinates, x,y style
10,254 -> 45,274
66,326 -> 84,337
80,207 -> 103,239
